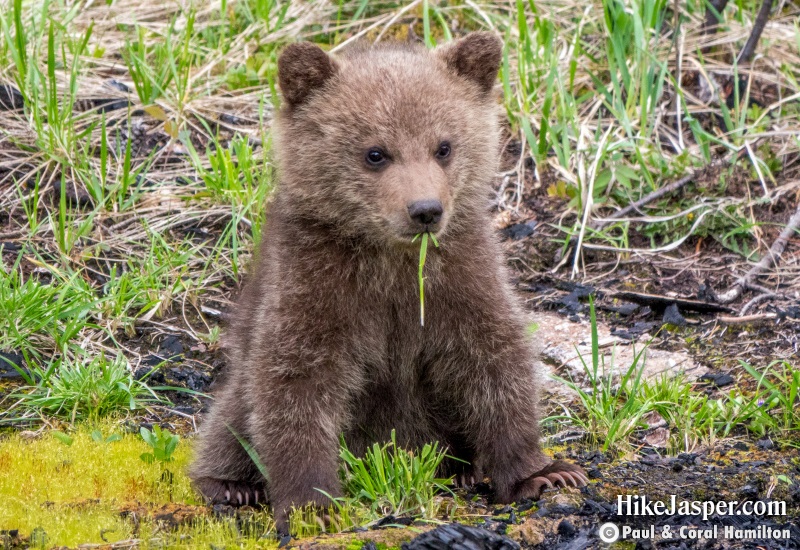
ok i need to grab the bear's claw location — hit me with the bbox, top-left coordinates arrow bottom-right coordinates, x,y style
512,460 -> 588,501
194,477 -> 268,507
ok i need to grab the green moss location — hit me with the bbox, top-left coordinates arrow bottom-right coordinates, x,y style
0,422 -> 198,546
0,422 -> 289,548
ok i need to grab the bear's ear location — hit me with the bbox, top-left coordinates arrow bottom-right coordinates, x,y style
278,42 -> 338,108
436,32 -> 502,95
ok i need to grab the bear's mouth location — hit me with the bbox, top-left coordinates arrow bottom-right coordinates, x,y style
397,226 -> 444,246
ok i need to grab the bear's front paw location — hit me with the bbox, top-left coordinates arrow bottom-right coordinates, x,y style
194,477 -> 268,507
512,460 -> 588,500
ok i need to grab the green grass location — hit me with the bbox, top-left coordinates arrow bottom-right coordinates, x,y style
4,352 -> 165,424
0,423 -> 202,547
551,299 -> 800,453
339,430 -> 454,519
413,232 -> 439,327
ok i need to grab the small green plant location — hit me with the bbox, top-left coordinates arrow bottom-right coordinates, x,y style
338,430 -> 453,518
52,431 -> 74,446
741,360 -> 800,442
5,353 -> 164,424
91,429 -> 122,444
550,296 -> 652,452
412,232 -> 439,327
140,425 -> 180,497
139,425 -> 180,465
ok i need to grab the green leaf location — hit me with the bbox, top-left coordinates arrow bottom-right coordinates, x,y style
53,431 -> 73,446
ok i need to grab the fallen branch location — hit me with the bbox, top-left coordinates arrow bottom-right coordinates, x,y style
609,290 -> 734,314
740,291 -> 776,315
717,199 -> 800,304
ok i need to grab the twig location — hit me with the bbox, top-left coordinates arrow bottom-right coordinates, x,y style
717,312 -> 777,324
740,291 -> 776,315
552,137 -> 741,270
595,148 -> 745,230
0,230 -> 25,239
738,0 -> 774,63
717,199 -> 800,303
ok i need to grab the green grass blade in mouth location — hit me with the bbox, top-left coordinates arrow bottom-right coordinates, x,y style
414,232 -> 440,327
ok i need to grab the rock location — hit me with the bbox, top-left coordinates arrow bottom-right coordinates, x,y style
0,84 -> 24,110
0,350 -> 25,378
643,427 -> 670,448
756,438 -> 774,450
510,518 -> 548,546
537,312 -> 706,397
106,79 -> 131,93
662,303 -> 687,326
374,515 -> 414,528
503,222 -> 536,241
402,523 -> 519,550
159,335 -> 184,359
699,373 -> 735,387
556,519 -> 576,537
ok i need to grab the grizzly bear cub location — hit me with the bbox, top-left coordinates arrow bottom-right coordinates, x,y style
190,32 -> 587,533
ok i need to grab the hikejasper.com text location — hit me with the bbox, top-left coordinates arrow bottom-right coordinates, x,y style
617,494 -> 787,522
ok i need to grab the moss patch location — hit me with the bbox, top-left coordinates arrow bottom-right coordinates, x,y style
0,423 -> 284,548
0,423 -> 195,546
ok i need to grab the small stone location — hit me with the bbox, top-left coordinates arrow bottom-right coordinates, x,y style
663,303 -> 687,326
699,373 -> 735,387
739,484 -> 759,500
0,84 -> 24,110
615,303 -> 639,316
503,222 -> 536,240
556,519 -> 576,537
159,335 -> 184,359
0,350 -> 25,378
756,438 -> 774,450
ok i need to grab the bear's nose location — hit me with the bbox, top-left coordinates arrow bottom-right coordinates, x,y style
408,200 -> 443,226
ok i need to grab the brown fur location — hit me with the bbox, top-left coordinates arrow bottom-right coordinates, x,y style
190,32 -> 586,534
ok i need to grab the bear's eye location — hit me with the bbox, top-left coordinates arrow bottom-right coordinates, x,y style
435,142 -> 451,160
365,147 -> 388,167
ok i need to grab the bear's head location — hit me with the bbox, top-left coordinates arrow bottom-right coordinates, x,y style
274,32 -> 502,248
